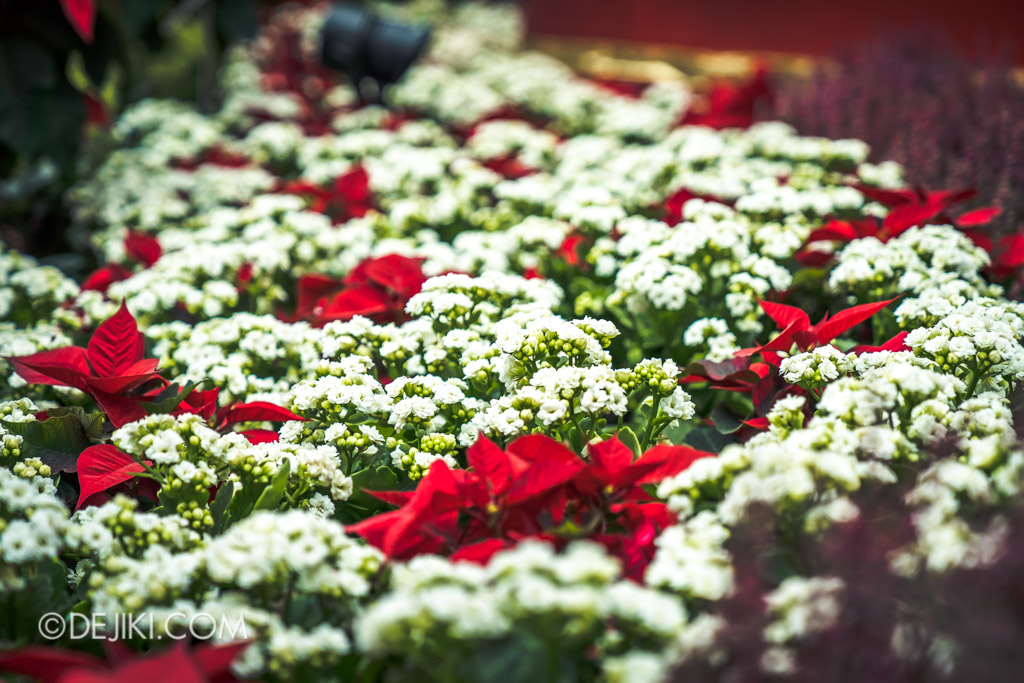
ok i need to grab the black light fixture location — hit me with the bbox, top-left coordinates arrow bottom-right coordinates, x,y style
320,3 -> 431,104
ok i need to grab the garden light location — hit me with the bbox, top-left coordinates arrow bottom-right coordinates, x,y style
320,3 -> 431,102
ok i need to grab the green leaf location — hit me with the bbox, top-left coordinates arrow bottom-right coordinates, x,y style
3,558 -> 73,643
210,481 -> 234,533
683,424 -> 732,454
709,404 -> 744,434
348,465 -> 399,510
617,426 -> 642,457
459,633 -> 563,683
142,381 -> 198,414
568,427 -> 584,454
253,459 -> 290,511
790,267 -> 828,290
46,406 -> 106,441
1,415 -> 91,473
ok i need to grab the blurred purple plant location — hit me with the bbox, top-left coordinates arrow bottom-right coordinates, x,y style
773,32 -> 1024,237
669,475 -> 1024,683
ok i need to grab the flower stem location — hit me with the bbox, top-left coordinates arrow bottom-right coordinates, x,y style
641,396 -> 663,450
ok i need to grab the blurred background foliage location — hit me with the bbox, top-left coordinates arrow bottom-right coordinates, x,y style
0,0 -> 261,262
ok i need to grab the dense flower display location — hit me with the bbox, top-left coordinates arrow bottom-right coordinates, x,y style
1,2 -> 1023,681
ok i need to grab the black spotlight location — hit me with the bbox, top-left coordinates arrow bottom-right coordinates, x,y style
321,3 -> 431,103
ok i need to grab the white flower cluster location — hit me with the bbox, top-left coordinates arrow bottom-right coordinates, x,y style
683,318 -> 741,362
113,413 -> 355,524
0,246 -> 79,328
356,540 -> 688,678
79,510 -> 381,680
905,298 -> 1024,395
898,459 -> 1016,574
68,494 -> 203,566
780,345 -> 856,389
761,576 -> 845,675
150,313 -> 326,405
0,323 -> 71,400
604,212 -> 794,338
3,1 -> 1024,678
830,225 -> 996,305
0,468 -> 67,590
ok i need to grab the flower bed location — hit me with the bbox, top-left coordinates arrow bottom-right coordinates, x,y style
2,3 -> 1023,681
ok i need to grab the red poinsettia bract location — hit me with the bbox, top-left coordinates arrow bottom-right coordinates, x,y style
963,229 -> 1024,281
170,385 -> 305,433
744,297 -> 899,363
81,231 -> 163,294
682,67 -> 772,129
0,640 -> 248,683
280,165 -> 372,223
59,0 -> 96,44
289,253 -> 426,325
74,395 -> 302,510
695,298 -> 900,419
7,302 -> 160,427
798,186 -> 1002,266
349,434 -> 714,579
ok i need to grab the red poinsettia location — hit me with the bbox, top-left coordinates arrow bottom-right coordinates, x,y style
962,229 -> 1024,281
280,166 -> 373,223
349,434 -> 713,578
0,640 -> 248,683
76,444 -> 149,510
59,0 -> 96,43
851,330 -> 911,355
798,185 -> 999,266
172,385 -> 305,433
682,67 -> 772,129
74,392 -> 302,509
679,356 -> 771,393
742,297 -> 898,363
797,187 -> 1001,265
557,234 -> 586,267
170,146 -> 251,172
483,156 -> 537,179
81,231 -> 163,294
82,92 -> 110,128
8,302 -> 161,427
661,188 -> 731,226
289,254 -> 426,325
695,298 -> 898,418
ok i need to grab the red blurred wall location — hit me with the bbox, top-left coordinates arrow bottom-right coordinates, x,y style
525,0 -> 1024,64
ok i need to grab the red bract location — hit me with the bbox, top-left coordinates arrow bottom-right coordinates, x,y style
0,641 -> 249,683
80,264 -> 132,293
964,230 -> 1024,280
661,188 -> 730,226
682,67 -> 772,129
124,231 -> 163,267
855,184 -> 996,239
289,254 -> 426,325
7,302 -> 160,427
280,166 -> 372,223
82,92 -> 109,127
81,232 -> 162,294
76,444 -> 149,510
173,386 -> 304,432
680,357 -> 771,394
170,147 -> 252,172
349,434 -> 714,578
557,234 -> 586,267
59,0 -> 96,43
852,331 -> 911,354
798,188 -> 1000,265
742,297 -> 898,362
482,154 -> 537,179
